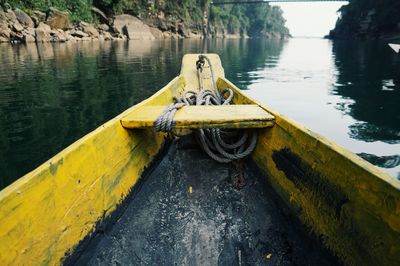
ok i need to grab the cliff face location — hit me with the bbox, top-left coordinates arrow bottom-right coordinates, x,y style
329,0 -> 400,40
1,0 -> 289,40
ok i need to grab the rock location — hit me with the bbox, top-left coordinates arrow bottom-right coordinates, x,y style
112,15 -> 129,33
0,6 -> 6,20
98,24 -> 109,32
165,32 -> 179,39
33,11 -> 46,20
149,27 -> 163,39
163,31 -> 172,38
24,27 -> 35,36
103,31 -> 112,40
50,30 -> 66,42
178,23 -> 190,38
31,16 -> 40,26
71,30 -> 89,38
35,23 -> 52,42
23,34 -> 35,43
37,22 -> 51,32
45,7 -> 70,30
78,21 -> 88,27
113,14 -> 155,40
172,33 -> 181,39
31,11 -> 46,27
5,9 -> 17,22
91,7 -> 109,25
12,21 -> 24,32
0,20 -> 10,42
113,33 -> 126,41
0,22 -> 11,39
190,31 -> 203,39
0,29 -> 10,39
81,23 -> 99,38
35,29 -> 50,42
80,36 -> 92,41
156,17 -> 168,31
10,31 -> 23,42
64,31 -> 74,41
14,8 -> 34,28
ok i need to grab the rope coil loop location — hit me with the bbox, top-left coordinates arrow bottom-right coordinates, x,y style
154,55 -> 257,163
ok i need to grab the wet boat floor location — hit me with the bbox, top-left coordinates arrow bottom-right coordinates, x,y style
74,137 -> 339,266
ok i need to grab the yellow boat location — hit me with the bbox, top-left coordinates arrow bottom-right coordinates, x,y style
0,54 -> 399,266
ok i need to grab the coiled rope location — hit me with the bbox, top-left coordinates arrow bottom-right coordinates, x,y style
154,55 -> 257,163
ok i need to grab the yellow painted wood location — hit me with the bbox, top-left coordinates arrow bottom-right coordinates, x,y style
121,105 -> 275,129
217,77 -> 400,266
1,53 -> 399,266
180,54 -> 225,93
0,76 -> 185,265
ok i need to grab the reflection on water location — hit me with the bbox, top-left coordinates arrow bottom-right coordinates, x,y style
244,38 -> 399,179
332,41 -> 400,144
0,38 -> 399,190
332,41 -> 400,173
0,41 -> 181,188
0,39 -> 284,189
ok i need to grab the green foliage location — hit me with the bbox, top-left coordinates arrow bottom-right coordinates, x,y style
210,1 -> 288,36
2,0 -> 94,22
332,0 -> 400,38
1,0 -> 288,36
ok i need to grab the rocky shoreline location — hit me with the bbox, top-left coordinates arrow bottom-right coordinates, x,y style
0,6 -> 289,44
0,6 -> 205,44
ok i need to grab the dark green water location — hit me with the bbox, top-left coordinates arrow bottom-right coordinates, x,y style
0,38 -> 399,190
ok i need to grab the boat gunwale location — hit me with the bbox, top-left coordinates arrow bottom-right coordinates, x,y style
0,76 -> 184,200
218,77 -> 400,191
0,53 -> 399,266
0,75 -> 187,265
218,76 -> 400,266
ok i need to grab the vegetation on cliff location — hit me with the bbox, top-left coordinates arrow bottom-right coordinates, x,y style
210,2 -> 289,37
329,0 -> 400,39
2,0 -> 289,38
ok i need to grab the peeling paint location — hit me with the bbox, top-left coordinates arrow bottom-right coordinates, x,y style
0,76 -> 183,265
1,54 -> 399,266
272,148 -> 349,218
218,75 -> 400,266
49,158 -> 64,176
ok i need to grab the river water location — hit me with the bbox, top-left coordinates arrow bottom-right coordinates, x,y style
0,38 -> 399,189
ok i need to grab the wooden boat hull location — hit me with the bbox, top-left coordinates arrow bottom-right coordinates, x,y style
0,54 -> 399,265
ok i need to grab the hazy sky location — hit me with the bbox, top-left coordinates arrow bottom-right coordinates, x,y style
271,2 -> 348,37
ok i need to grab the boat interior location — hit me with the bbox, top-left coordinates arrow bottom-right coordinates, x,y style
0,54 -> 399,266
68,135 -> 339,265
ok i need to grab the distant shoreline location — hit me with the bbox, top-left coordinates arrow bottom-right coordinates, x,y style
0,6 -> 288,45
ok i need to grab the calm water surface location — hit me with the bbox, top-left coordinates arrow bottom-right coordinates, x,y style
0,38 -> 399,189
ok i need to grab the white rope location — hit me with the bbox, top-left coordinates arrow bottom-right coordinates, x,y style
154,55 -> 257,163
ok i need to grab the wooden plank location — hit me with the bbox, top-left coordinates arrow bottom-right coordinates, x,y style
180,54 -> 225,91
121,105 -> 275,129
